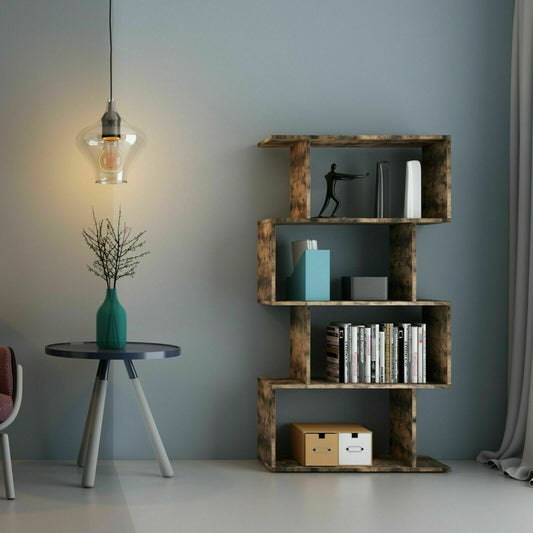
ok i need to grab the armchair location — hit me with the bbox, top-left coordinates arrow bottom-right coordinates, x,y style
0,347 -> 23,500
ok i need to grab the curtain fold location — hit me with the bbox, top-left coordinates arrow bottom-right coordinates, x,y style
477,0 -> 533,486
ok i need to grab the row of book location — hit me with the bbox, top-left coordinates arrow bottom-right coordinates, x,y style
326,322 -> 427,384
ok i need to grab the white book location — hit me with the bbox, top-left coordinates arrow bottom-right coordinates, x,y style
391,326 -> 398,383
420,323 -> 427,384
423,325 -> 427,383
387,323 -> 393,383
379,327 -> 385,383
413,322 -> 427,384
345,325 -> 351,383
371,324 -> 378,383
417,325 -> 424,384
357,325 -> 365,384
364,326 -> 371,383
404,160 -> 422,218
410,325 -> 418,384
350,324 -> 359,383
400,323 -> 410,383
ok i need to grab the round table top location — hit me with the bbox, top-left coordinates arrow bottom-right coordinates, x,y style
45,342 -> 181,360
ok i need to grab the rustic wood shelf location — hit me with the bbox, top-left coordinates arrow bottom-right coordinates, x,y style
258,300 -> 451,307
261,217 -> 451,225
259,377 -> 450,390
256,134 -> 452,473
263,455 -> 450,473
258,134 -> 450,148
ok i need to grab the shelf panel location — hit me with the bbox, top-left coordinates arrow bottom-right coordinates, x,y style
258,134 -> 450,148
263,455 -> 450,473
258,300 -> 451,307
260,377 -> 450,390
261,217 -> 451,225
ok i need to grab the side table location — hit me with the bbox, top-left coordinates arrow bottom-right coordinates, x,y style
45,342 -> 181,488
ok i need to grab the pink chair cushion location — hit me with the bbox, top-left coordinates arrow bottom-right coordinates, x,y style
0,392 -> 13,422
0,346 -> 13,397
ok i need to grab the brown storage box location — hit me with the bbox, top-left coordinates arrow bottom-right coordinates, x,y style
290,423 -> 373,467
290,423 -> 338,466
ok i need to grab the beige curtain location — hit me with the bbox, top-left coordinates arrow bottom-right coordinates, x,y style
477,0 -> 533,486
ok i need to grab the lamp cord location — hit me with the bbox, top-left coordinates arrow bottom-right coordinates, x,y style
109,0 -> 113,100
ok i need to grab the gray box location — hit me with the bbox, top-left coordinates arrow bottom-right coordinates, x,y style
341,276 -> 388,301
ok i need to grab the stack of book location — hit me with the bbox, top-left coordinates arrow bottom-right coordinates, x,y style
326,322 -> 427,384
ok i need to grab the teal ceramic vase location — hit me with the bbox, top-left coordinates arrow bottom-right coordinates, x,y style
96,288 -> 127,349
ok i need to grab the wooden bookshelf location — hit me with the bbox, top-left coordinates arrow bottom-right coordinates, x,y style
256,134 -> 452,473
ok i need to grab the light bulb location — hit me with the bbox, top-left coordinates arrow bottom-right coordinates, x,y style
99,137 -> 124,173
76,99 -> 145,184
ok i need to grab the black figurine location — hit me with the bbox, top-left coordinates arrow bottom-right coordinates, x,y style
318,163 -> 368,217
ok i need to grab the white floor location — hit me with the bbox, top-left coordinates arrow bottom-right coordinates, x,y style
0,460 -> 531,533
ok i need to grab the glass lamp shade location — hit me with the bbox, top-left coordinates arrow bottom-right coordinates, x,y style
76,99 -> 146,184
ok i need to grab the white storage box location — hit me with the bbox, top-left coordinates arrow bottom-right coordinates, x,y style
338,427 -> 372,466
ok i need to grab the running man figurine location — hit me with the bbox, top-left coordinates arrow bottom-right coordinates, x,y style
317,163 -> 368,217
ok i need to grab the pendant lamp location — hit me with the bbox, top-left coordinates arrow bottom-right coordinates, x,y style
76,0 -> 145,184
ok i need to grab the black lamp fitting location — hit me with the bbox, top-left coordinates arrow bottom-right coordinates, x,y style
101,99 -> 121,138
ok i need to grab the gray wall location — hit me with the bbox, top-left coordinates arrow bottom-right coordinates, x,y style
0,0 -> 512,460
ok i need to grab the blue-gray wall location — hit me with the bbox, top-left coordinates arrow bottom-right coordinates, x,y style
0,0 -> 512,460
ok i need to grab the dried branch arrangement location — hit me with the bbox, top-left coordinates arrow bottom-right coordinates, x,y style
82,208 -> 149,289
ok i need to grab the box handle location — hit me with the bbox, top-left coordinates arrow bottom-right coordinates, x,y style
312,447 -> 332,453
345,446 -> 364,453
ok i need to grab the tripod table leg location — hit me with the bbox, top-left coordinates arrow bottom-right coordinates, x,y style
77,375 -> 99,467
124,360 -> 174,478
82,359 -> 109,488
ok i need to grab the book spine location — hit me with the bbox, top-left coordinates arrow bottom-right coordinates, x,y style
370,324 -> 377,383
339,326 -> 346,383
404,161 -> 421,218
330,323 -> 350,383
345,324 -> 351,384
351,325 -> 358,383
410,325 -> 418,384
392,325 -> 398,383
379,325 -> 385,383
385,323 -> 391,383
420,323 -> 426,384
357,325 -> 365,384
403,323 -> 411,383
417,325 -> 423,384
326,325 -> 340,383
333,322 -> 352,384
364,326 -> 371,383
397,325 -> 404,383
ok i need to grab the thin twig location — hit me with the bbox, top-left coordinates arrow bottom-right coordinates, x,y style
82,207 -> 149,289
